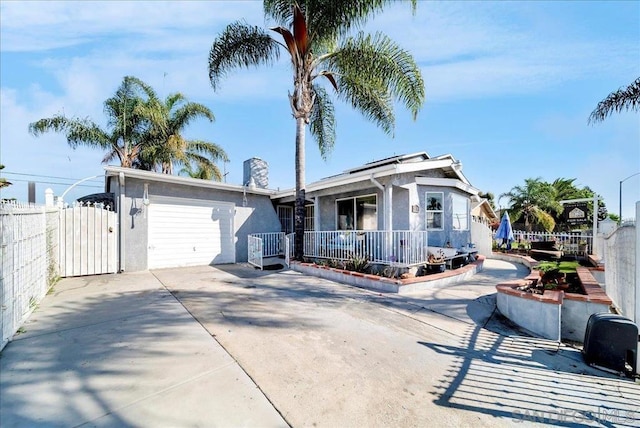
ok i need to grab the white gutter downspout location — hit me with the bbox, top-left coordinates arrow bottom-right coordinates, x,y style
370,175 -> 387,230
118,172 -> 125,272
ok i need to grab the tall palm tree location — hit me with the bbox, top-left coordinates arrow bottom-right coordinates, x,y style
208,0 -> 424,260
588,76 -> 640,123
501,178 -> 562,232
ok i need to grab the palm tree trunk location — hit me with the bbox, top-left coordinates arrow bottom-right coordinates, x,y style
294,117 -> 306,261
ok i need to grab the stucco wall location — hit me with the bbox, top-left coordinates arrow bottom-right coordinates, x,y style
497,292 -> 561,341
392,185 -> 410,230
416,186 -> 472,248
561,299 -> 610,342
110,175 -> 280,271
604,223 -> 637,320
471,220 -> 493,256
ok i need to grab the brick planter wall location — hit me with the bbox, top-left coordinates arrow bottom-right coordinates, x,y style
290,255 -> 485,295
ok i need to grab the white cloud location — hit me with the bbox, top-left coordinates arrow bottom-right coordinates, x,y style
1,1 -> 264,52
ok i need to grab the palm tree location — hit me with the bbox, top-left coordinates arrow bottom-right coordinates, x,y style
588,76 -> 640,123
208,0 -> 424,260
120,88 -> 228,177
29,76 -> 227,177
29,76 -> 150,168
501,178 -> 562,232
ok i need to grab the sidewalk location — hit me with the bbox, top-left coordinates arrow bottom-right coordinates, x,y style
0,271 -> 288,427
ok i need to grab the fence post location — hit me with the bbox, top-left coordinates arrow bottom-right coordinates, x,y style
45,188 -> 55,207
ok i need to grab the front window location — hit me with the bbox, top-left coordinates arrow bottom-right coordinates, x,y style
425,192 -> 443,229
278,205 -> 315,232
277,206 -> 293,234
305,205 -> 315,231
336,195 -> 377,230
452,194 -> 469,230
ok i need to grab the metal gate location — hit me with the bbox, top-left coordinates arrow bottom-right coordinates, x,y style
58,203 -> 118,277
285,233 -> 294,267
248,235 -> 263,269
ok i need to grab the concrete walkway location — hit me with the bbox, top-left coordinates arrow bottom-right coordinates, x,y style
2,259 -> 639,427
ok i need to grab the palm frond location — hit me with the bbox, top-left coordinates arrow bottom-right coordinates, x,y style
183,153 -> 223,181
589,77 -> 640,124
330,31 -> 424,120
208,21 -> 280,91
186,140 -> 229,163
169,102 -> 215,131
338,74 -> 395,135
29,116 -> 111,149
265,0 -> 417,45
309,85 -> 336,159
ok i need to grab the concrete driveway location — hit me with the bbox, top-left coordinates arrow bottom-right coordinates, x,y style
1,259 -> 639,427
154,259 -> 640,427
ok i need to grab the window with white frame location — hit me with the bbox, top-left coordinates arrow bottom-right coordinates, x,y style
336,195 -> 377,230
452,194 -> 469,230
425,192 -> 443,229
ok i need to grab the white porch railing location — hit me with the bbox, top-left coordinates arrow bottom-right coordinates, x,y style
259,232 -> 285,257
303,230 -> 429,267
250,230 -> 430,268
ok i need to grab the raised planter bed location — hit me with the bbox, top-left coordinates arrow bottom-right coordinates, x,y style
290,255 -> 485,295
493,253 -> 612,342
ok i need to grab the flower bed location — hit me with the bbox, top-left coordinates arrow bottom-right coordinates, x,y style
290,255 -> 485,295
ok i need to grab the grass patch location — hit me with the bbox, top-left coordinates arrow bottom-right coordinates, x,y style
536,260 -> 579,273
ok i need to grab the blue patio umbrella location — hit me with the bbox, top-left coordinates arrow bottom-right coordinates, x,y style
495,212 -> 514,249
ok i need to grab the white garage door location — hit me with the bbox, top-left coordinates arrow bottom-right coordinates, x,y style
148,200 -> 235,269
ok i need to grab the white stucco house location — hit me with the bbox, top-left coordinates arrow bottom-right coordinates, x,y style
102,151 -> 489,272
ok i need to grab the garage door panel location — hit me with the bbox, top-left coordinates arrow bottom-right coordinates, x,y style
148,202 -> 235,269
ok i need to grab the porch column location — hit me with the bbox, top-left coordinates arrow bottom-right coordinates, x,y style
385,184 -> 393,231
314,196 -> 320,231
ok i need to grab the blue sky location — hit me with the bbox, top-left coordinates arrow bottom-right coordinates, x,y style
1,1 -> 639,219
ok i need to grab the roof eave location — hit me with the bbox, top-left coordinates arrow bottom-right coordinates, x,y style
104,166 -> 276,196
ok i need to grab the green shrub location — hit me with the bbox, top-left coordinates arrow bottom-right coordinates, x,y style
346,255 -> 370,273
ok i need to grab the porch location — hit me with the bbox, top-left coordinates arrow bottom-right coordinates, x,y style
248,230 -> 478,271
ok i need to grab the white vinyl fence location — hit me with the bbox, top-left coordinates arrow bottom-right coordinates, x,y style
1,202 -> 59,351
509,230 -> 593,256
